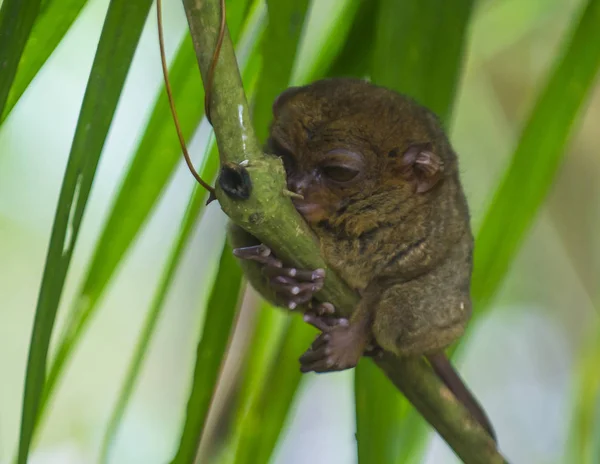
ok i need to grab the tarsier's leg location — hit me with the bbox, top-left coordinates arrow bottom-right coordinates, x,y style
299,275 -> 496,441
228,223 -> 333,313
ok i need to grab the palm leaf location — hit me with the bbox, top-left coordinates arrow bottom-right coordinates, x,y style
218,303 -> 287,463
98,141 -> 218,463
0,0 -> 42,117
16,0 -> 153,462
567,319 -> 600,463
1,0 -> 89,121
471,0 -> 600,309
232,317 -> 316,464
400,0 -> 600,458
98,7 -> 265,455
251,0 -> 310,141
34,0 -> 254,434
371,0 -> 474,123
170,243 -> 244,464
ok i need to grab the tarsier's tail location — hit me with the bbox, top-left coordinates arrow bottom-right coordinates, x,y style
426,352 -> 497,442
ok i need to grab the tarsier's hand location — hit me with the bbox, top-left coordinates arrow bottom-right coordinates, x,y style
232,242 -> 366,373
232,243 -> 331,312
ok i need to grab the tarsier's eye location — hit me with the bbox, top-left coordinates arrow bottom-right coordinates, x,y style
321,165 -> 360,182
320,149 -> 363,184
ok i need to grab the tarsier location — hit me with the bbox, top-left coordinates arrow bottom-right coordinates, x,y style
228,78 -> 495,439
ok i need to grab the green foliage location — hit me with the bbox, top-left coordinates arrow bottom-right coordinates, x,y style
0,0 -> 598,462
372,0 -> 474,123
13,0 -> 153,462
219,303 -> 287,464
355,359 -> 410,463
171,243 -> 244,464
1,0 -> 88,121
232,317 -> 317,464
35,0 -> 255,443
38,31 -> 207,436
252,0 -> 310,141
0,0 -> 41,117
567,319 -> 600,464
99,141 -> 218,464
100,7 -> 265,457
472,0 -> 600,309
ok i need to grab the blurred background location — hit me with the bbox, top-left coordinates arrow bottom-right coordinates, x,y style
1,0 -> 599,463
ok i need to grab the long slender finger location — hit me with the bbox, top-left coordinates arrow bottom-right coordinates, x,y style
299,347 -> 328,365
233,244 -> 270,258
310,335 -> 330,351
263,266 -> 325,282
300,358 -> 336,373
311,302 -> 335,316
303,313 -> 333,332
304,312 -> 349,329
270,275 -> 298,285
270,280 -> 324,297
233,245 -> 282,267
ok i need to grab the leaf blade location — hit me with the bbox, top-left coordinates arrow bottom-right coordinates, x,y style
233,317 -> 316,464
98,140 -> 218,463
0,0 -> 42,118
371,0 -> 474,122
16,0 -> 153,462
35,0 -> 256,434
471,0 -> 600,308
354,359 -> 410,463
566,319 -> 600,463
96,3 -> 263,458
1,0 -> 89,121
170,243 -> 244,464
397,0 -> 600,459
219,303 -> 286,464
251,0 -> 310,141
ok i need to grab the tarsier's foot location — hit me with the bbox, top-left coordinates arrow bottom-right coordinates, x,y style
299,313 -> 369,373
232,244 -> 326,309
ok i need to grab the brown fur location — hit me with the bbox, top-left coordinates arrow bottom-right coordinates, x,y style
267,78 -> 473,355
229,78 -> 496,440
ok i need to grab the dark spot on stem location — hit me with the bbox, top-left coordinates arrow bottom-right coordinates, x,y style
219,163 -> 252,200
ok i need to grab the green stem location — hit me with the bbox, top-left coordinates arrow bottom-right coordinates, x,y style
181,0 -> 508,462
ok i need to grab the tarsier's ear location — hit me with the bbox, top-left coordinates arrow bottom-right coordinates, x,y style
398,142 -> 444,193
272,86 -> 304,117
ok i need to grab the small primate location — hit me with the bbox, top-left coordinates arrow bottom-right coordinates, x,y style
229,78 -> 495,439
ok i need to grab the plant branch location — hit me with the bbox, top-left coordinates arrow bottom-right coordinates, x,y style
181,1 -> 507,462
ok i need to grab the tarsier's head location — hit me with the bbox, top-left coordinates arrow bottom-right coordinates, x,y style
267,78 -> 458,226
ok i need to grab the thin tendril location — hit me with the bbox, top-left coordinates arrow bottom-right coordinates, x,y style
156,0 -> 215,195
